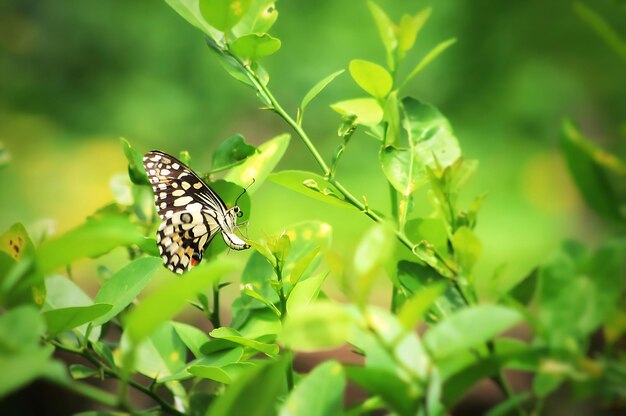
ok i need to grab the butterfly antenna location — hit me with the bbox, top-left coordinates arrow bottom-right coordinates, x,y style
234,178 -> 256,206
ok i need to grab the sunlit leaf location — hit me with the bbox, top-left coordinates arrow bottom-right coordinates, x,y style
424,305 -> 523,360
225,133 -> 290,191
165,0 -> 223,39
281,301 -> 352,352
44,275 -> 102,342
397,283 -> 446,331
173,322 -> 210,358
43,304 -> 112,338
188,362 -> 255,384
93,257 -> 161,325
451,226 -> 482,273
231,33 -> 281,60
207,37 -> 253,86
349,60 -> 392,99
280,361 -> 345,416
269,170 -> 352,208
211,134 -> 258,172
398,8 -> 431,54
120,138 -> 150,185
210,327 -> 279,356
331,98 -> 383,126
69,364 -> 99,380
123,322 -> 187,378
286,273 -> 326,314
125,258 -> 237,344
353,224 -> 394,304
0,223 -> 45,308
300,70 -> 344,119
37,217 -> 145,273
233,0 -> 279,36
200,0 -> 252,32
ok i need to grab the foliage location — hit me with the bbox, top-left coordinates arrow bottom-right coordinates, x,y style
1,1 -> 625,415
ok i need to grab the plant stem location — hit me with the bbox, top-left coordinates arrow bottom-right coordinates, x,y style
211,283 -> 221,328
275,264 -> 294,391
52,341 -> 185,416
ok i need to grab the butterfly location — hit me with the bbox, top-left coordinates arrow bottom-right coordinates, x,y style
143,150 -> 250,274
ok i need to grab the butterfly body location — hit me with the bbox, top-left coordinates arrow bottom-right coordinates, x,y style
143,150 -> 250,274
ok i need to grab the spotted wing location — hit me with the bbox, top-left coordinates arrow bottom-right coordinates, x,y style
143,150 -> 225,274
143,150 -> 228,220
156,210 -> 221,274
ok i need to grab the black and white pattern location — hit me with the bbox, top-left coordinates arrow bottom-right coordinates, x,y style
143,150 -> 250,274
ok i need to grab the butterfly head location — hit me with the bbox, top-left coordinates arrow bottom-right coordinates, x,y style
233,205 -> 243,218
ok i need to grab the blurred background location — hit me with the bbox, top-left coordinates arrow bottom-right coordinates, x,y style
1,0 -> 625,413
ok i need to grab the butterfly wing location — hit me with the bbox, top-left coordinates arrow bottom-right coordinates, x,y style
143,150 -> 228,219
143,150 -> 227,274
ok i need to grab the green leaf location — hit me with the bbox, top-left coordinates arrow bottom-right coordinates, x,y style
573,2 -> 626,61
404,217 -> 448,255
330,98 -> 383,126
300,70 -> 345,118
353,224 -> 395,304
207,37 -> 253,87
232,0 -> 279,36
286,273 -> 327,314
397,283 -> 446,331
188,362 -> 255,384
210,327 -> 279,356
208,354 -> 289,416
281,301 -> 352,352
560,120 -> 625,224
507,268 -> 538,306
69,364 -> 99,380
288,248 -> 320,285
165,0 -> 223,39
347,306 -> 429,380
380,146 -> 420,196
380,97 -> 461,196
0,347 -> 56,399
269,170 -> 352,208
0,305 -> 45,354
424,305 -> 523,360
120,138 -> 150,185
398,8 -> 431,54
401,38 -> 457,89
199,0 -> 252,32
231,33 -> 281,61
349,60 -> 392,99
242,286 -> 282,317
159,347 -> 245,383
280,361 -> 345,416
397,261 -> 465,322
44,275 -> 102,341
366,1 -> 397,70
237,221 -> 331,313
0,223 -> 45,308
536,240 -> 626,345
124,322 -> 187,379
451,226 -> 482,273
43,304 -> 112,338
346,366 -> 417,416
172,322 -> 210,358
211,134 -> 258,172
37,217 -> 145,273
225,133 -> 290,191
125,258 -> 237,344
92,257 -> 161,325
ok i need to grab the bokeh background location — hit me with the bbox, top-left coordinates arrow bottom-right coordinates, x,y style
1,0 -> 625,414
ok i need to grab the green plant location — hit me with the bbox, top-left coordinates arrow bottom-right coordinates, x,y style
1,1 -> 625,415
